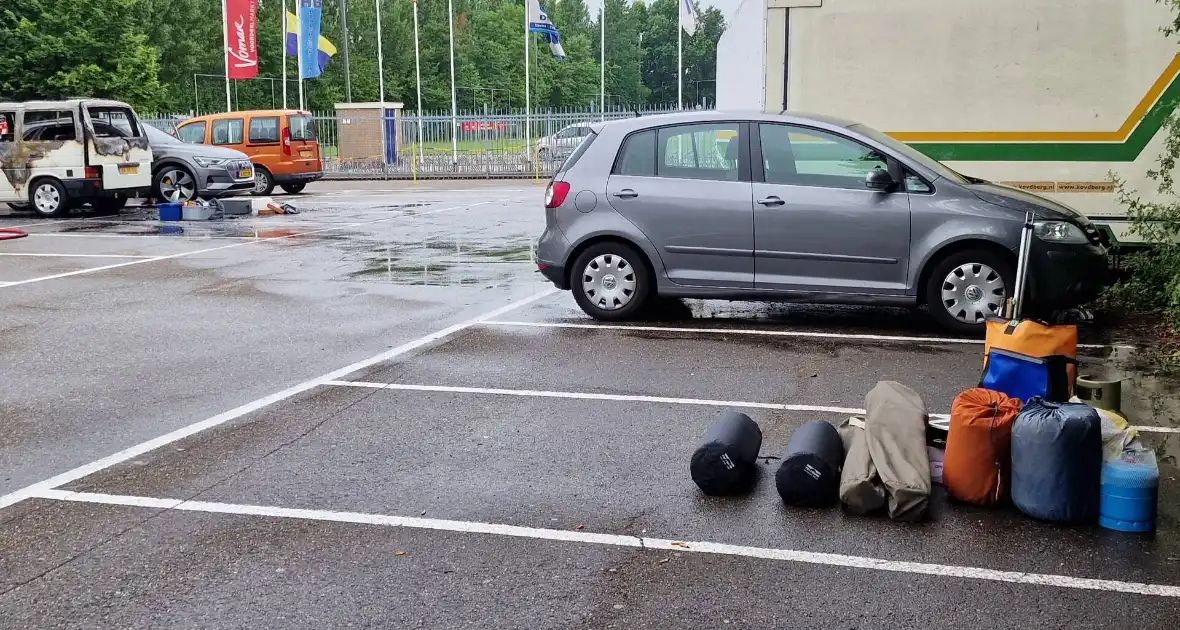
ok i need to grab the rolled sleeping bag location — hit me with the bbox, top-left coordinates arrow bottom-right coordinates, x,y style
690,411 -> 763,496
1011,398 -> 1102,523
776,420 -> 844,507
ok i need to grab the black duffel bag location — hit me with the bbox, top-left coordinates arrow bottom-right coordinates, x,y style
690,411 -> 763,496
776,420 -> 844,507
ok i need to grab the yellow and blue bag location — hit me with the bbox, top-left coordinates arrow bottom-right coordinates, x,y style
981,319 -> 1077,403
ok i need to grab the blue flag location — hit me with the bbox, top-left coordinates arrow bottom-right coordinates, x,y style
298,0 -> 324,79
527,0 -> 566,60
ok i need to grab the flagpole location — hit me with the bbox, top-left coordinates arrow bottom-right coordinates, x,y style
447,0 -> 458,164
281,0 -> 288,109
221,0 -> 233,111
524,1 -> 530,163
412,0 -> 425,166
297,2 -> 305,111
600,5 -> 605,120
677,4 -> 683,111
376,0 -> 387,165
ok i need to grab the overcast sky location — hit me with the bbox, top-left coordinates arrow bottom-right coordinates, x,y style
582,0 -> 742,23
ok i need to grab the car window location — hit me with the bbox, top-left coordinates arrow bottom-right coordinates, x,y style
249,116 -> 280,143
905,170 -> 933,193
657,123 -> 740,182
288,114 -> 316,140
211,118 -> 244,145
23,111 -> 76,141
759,124 -> 888,190
613,130 -> 656,177
558,130 -> 597,173
556,127 -> 578,140
0,112 -> 14,142
177,122 -> 207,144
87,106 -> 140,138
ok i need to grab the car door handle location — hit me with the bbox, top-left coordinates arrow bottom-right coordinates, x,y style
612,189 -> 638,199
757,196 -> 785,206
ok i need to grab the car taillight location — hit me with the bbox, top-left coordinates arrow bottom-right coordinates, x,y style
545,181 -> 570,209
282,127 -> 292,156
85,166 -> 101,179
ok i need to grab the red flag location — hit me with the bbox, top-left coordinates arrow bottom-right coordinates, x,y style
225,0 -> 260,80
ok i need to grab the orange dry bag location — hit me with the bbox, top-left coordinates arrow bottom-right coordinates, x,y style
943,388 -> 1022,505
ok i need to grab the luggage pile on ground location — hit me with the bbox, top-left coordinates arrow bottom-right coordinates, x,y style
689,213 -> 1159,531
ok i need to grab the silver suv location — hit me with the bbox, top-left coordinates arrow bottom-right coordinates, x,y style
535,111 -> 1109,332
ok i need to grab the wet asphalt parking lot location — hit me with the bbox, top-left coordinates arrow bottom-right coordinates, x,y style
1,180 -> 1179,629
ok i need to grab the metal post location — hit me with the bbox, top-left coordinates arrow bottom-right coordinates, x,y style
600,5 -> 605,120
340,0 -> 352,102
447,0 -> 458,164
194,74 -> 200,115
524,1 -> 531,168
282,0 -> 288,108
221,0 -> 233,111
376,0 -> 386,165
412,0 -> 424,167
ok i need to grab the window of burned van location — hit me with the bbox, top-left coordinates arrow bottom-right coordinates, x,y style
0,111 -> 15,143
22,110 -> 77,141
87,106 -> 141,138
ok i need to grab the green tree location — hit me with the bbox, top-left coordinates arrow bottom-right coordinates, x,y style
0,0 -> 166,111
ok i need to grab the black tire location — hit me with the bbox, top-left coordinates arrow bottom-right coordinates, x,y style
153,165 -> 198,203
280,182 -> 306,194
251,166 -> 275,196
924,248 -> 1015,334
569,241 -> 653,321
91,195 -> 128,215
28,178 -> 70,217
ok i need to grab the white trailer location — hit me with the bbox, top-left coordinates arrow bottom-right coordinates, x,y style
717,0 -> 1178,246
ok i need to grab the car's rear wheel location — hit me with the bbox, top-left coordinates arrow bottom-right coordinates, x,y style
29,179 -> 70,217
925,249 -> 1013,333
570,241 -> 652,321
280,182 -> 306,194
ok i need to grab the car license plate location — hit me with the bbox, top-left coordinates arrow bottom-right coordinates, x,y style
238,169 -> 252,178
118,165 -> 138,175
299,150 -> 312,158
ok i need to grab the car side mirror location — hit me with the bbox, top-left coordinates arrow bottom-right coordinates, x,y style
865,168 -> 895,191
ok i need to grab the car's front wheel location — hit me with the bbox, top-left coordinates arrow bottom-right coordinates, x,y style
570,241 -> 652,321
154,166 -> 198,203
925,249 -> 1014,333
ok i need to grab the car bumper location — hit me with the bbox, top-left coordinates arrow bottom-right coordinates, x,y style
535,224 -> 572,290
273,171 -> 323,185
1026,240 -> 1110,311
198,168 -> 255,198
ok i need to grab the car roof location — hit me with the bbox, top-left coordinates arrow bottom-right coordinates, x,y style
0,98 -> 134,110
592,110 -> 861,134
182,109 -> 311,123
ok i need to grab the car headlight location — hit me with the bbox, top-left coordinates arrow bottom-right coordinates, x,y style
1033,220 -> 1088,244
193,156 -> 230,167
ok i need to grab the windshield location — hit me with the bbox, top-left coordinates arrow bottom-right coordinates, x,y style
848,124 -> 968,185
144,124 -> 180,145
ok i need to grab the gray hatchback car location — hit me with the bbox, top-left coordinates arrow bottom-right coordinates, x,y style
535,111 -> 1109,333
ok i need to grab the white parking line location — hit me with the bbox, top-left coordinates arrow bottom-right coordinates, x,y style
0,198 -> 516,290
0,287 -> 556,511
324,380 -> 1180,433
0,252 -> 155,259
482,320 -> 1134,351
32,489 -> 1180,597
0,218 -> 89,230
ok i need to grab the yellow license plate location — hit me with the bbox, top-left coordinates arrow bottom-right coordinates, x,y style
299,150 -> 312,158
238,169 -> 252,178
118,165 -> 138,175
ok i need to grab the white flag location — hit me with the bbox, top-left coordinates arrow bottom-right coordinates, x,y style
680,0 -> 697,36
527,0 -> 566,60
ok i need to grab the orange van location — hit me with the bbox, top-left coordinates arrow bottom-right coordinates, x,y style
174,110 -> 322,195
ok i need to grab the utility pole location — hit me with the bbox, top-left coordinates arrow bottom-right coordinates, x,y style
339,0 -> 352,101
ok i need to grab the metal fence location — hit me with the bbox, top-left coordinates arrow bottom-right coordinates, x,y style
143,104 -> 691,180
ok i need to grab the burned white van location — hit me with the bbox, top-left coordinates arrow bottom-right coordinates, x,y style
0,99 -> 153,216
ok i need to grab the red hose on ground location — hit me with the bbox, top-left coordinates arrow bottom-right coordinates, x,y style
0,228 -> 29,241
